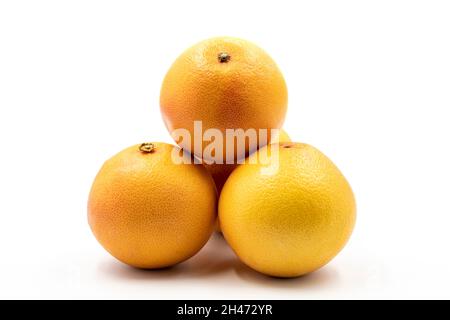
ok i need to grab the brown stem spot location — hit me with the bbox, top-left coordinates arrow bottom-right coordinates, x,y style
139,142 -> 155,153
281,142 -> 295,149
218,52 -> 231,63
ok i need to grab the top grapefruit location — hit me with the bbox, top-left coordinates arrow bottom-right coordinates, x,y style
160,37 -> 288,162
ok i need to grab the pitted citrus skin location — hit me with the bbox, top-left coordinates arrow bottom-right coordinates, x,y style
88,142 -> 217,269
160,37 -> 288,162
219,143 -> 356,277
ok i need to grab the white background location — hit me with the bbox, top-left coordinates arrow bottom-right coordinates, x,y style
1,0 -> 449,299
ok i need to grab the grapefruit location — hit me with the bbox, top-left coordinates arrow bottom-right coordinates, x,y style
88,142 -> 217,269
219,142 -> 356,277
160,37 -> 288,162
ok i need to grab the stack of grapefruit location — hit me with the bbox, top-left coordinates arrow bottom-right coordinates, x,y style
88,37 -> 356,278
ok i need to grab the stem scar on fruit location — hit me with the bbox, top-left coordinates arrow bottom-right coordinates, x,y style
139,142 -> 155,153
218,52 -> 231,63
280,142 -> 296,149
